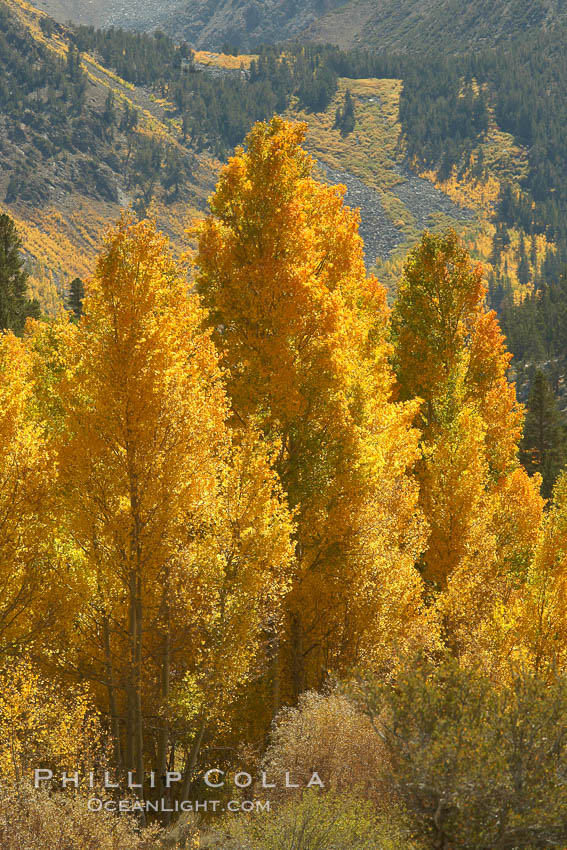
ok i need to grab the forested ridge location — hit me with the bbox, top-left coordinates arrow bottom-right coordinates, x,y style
64,18 -> 567,393
0,1 -> 195,213
32,0 -> 567,52
66,19 -> 567,265
99,0 -> 567,54
3,0 -> 567,418
307,0 -> 567,52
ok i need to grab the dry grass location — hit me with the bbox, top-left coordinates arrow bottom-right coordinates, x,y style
291,77 -> 403,192
194,50 -> 256,70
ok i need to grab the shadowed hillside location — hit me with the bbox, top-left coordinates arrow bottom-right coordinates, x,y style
307,0 -> 567,51
40,0 -> 567,53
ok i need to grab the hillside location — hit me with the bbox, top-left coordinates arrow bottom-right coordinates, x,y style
0,0 -> 221,308
159,0 -> 347,52
0,0 -> 489,313
307,0 -> 567,52
4,0 -> 567,386
289,76 -> 476,273
172,0 -> 567,53
40,0 -> 567,53
34,0 -> 180,29
36,0 -> 348,47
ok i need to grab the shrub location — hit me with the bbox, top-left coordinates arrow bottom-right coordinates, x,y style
221,792 -> 414,850
359,657 -> 567,850
0,783 -> 161,850
260,691 -> 388,804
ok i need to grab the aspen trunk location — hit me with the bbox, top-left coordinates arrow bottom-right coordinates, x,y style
134,574 -> 144,796
102,616 -> 122,770
290,612 -> 306,700
127,567 -> 145,812
267,618 -> 280,722
157,598 -> 170,819
272,638 -> 281,722
180,718 -> 206,802
127,450 -> 144,808
126,574 -> 137,772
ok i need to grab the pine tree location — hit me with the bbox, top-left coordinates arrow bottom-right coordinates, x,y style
102,90 -> 116,135
521,371 -> 567,498
0,214 -> 39,334
334,88 -> 355,136
67,277 -> 84,319
518,254 -> 531,287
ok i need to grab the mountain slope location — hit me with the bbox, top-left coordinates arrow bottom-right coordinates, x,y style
36,0 -> 348,47
0,0 -> 215,308
34,0 -> 180,29
307,0 -> 567,52
2,0 -> 562,323
34,0 -> 567,53
152,0 -> 347,51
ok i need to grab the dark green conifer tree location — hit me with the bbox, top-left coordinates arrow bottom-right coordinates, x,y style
334,88 -> 355,136
68,277 -> 85,320
521,371 -> 567,498
0,214 -> 40,334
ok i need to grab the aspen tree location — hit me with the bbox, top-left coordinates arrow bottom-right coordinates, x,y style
194,118 -> 427,704
55,217 -> 293,787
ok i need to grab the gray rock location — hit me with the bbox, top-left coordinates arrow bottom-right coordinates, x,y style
316,159 -> 474,267
317,160 -> 404,265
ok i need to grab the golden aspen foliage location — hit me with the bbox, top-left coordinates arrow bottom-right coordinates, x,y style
439,466 -> 544,675
491,465 -> 544,579
517,472 -> 567,675
0,658 -> 103,783
169,429 -> 295,744
468,307 -> 523,478
53,216 -> 293,783
392,231 -> 486,418
390,230 -> 546,679
392,229 -> 523,477
193,117 -> 429,704
0,332 -> 60,653
417,378 -> 493,588
436,464 -> 542,667
391,230 -> 539,591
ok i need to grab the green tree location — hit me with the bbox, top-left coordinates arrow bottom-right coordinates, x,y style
517,256 -> 531,286
162,147 -> 185,201
0,214 -> 39,334
334,88 -> 355,136
102,90 -> 116,136
67,277 -> 84,320
521,371 -> 567,498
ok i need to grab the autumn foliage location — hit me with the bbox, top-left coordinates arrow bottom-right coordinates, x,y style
392,230 -> 541,594
194,117 -> 428,708
1,117 -> 566,848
